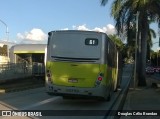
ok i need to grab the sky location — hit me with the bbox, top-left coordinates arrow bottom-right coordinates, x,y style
0,0 -> 159,51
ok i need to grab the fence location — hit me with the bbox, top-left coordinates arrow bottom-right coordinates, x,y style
0,62 -> 45,82
32,62 -> 45,76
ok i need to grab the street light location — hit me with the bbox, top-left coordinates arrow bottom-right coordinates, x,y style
0,19 -> 9,41
0,19 -> 9,62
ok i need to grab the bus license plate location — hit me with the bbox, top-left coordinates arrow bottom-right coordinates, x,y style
68,78 -> 78,83
66,89 -> 79,93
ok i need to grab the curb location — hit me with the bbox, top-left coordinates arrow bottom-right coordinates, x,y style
105,64 -> 134,119
0,84 -> 44,94
0,77 -> 45,93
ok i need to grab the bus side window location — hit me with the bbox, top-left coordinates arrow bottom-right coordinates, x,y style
107,41 -> 112,67
47,32 -> 52,46
108,41 -> 115,67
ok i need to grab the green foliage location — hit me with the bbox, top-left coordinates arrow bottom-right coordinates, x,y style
101,0 -> 160,86
108,34 -> 128,61
0,45 -> 7,56
108,35 -> 124,51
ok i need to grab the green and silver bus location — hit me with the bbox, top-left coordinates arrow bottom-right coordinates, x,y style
45,30 -> 120,101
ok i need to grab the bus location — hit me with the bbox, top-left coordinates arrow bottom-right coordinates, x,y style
45,30 -> 120,101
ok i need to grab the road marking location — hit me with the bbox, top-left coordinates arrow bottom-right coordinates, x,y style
21,96 -> 62,110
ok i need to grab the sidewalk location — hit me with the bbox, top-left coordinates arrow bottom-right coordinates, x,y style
120,76 -> 160,119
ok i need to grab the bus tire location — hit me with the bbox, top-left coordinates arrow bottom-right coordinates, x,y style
114,80 -> 118,92
107,83 -> 114,101
99,91 -> 111,101
106,92 -> 111,101
46,92 -> 53,96
99,85 -> 112,101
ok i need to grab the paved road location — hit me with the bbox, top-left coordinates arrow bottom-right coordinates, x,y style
152,73 -> 160,80
0,87 -> 119,119
0,64 -> 133,119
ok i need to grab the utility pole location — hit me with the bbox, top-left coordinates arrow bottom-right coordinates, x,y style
158,20 -> 160,66
158,19 -> 160,47
134,11 -> 139,90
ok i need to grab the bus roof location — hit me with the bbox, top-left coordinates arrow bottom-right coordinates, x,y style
48,30 -> 107,35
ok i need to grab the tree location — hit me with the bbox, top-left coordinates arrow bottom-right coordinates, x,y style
0,45 -> 7,56
108,34 -> 127,60
101,0 -> 160,86
147,28 -> 156,62
108,34 -> 124,51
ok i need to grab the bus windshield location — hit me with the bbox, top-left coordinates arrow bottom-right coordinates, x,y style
50,33 -> 101,59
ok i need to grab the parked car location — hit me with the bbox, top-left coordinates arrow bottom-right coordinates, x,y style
153,66 -> 160,73
146,67 -> 154,75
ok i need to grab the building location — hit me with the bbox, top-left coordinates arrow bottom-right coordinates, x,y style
9,44 -> 46,64
9,44 -> 47,76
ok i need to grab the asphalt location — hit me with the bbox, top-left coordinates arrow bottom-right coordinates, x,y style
120,74 -> 160,119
